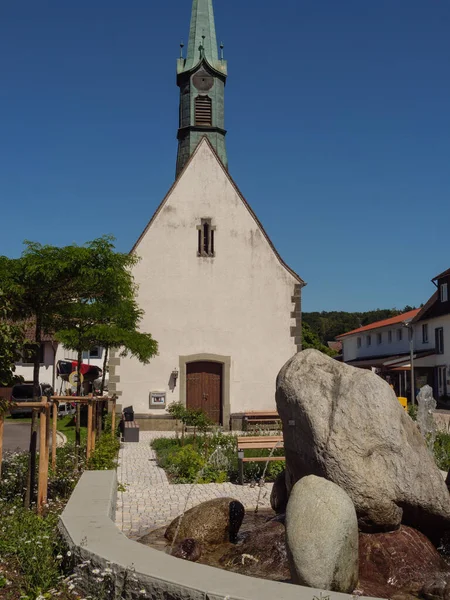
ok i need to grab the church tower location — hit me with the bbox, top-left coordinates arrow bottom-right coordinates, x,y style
176,0 -> 228,177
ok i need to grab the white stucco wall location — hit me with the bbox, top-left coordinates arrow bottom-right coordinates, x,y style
341,325 -> 411,362
115,140 -> 300,418
414,316 -> 450,391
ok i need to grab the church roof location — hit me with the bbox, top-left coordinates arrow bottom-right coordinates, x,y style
178,0 -> 227,76
131,137 -> 305,286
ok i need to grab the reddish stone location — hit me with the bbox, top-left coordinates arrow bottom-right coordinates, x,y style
358,525 -> 448,599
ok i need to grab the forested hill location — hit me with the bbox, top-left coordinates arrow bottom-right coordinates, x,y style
303,307 -> 417,346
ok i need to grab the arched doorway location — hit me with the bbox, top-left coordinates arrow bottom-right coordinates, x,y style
186,361 -> 222,425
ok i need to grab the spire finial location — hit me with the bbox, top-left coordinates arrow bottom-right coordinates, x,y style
220,41 -> 224,60
180,40 -> 184,59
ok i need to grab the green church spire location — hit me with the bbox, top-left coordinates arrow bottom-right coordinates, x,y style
176,0 -> 228,177
185,0 -> 218,70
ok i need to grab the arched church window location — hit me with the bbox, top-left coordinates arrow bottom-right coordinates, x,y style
197,219 -> 216,257
195,95 -> 212,127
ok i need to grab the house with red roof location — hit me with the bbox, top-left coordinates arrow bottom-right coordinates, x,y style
336,269 -> 450,403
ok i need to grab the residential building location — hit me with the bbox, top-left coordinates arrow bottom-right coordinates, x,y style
336,310 -> 426,397
336,268 -> 450,402
412,269 -> 450,400
111,0 -> 305,429
7,324 -> 105,396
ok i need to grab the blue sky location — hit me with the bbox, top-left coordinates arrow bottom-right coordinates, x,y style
1,0 -> 449,312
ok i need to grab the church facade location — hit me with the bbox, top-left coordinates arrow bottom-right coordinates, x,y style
110,0 -> 305,429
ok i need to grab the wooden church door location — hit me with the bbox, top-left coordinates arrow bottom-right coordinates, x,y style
186,362 -> 222,425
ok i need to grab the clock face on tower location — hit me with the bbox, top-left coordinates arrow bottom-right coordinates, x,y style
193,69 -> 214,92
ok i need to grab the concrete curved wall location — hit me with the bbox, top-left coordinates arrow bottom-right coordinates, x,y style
59,470 -> 379,600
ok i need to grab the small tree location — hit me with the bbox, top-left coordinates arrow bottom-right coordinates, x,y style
168,402 -> 188,443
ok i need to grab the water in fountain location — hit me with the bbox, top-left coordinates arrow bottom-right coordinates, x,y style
169,445 -> 230,554
255,440 -> 283,514
417,385 -> 437,452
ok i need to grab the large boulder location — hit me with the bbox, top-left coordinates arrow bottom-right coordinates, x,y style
359,525 -> 448,599
165,498 -> 245,546
276,349 -> 450,541
285,475 -> 359,593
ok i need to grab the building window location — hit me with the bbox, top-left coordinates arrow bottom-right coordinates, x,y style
357,337 -> 361,349
397,329 -> 403,342
440,283 -> 448,303
366,335 -> 372,347
195,95 -> 212,127
436,327 -> 444,354
21,343 -> 45,365
197,219 -> 215,257
377,333 -> 382,345
388,330 -> 392,343
82,347 -> 101,360
422,324 -> 429,344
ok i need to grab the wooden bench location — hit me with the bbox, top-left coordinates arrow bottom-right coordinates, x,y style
123,420 -> 140,443
242,411 -> 281,431
237,435 -> 284,484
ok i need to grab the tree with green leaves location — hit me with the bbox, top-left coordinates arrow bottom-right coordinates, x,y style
0,293 -> 25,388
0,242 -> 90,401
302,322 -> 337,357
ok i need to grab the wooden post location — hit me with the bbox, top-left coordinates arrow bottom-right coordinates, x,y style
86,400 -> 93,460
96,399 -> 102,438
52,402 -> 58,471
111,398 -> 116,438
0,413 -> 4,480
91,400 -> 96,453
238,449 -> 244,486
45,405 -> 51,458
37,406 -> 48,515
25,409 -> 38,509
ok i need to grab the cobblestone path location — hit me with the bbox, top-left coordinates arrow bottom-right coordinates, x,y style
115,432 -> 274,540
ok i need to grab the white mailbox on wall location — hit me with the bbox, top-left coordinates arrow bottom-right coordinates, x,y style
150,391 -> 166,409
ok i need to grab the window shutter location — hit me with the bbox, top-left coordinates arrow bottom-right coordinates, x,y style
195,96 -> 212,127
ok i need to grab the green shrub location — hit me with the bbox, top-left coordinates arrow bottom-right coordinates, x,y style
408,403 -> 418,421
166,445 -> 206,482
87,432 -> 120,470
434,431 -> 450,472
152,432 -> 285,484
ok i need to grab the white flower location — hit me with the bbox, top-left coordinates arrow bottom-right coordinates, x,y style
66,550 -> 72,557
92,568 -> 100,575
56,554 -> 63,560
68,583 -> 75,591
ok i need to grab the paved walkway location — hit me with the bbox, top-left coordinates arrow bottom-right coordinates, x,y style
115,432 -> 274,540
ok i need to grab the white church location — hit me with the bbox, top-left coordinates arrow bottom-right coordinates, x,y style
110,0 -> 305,430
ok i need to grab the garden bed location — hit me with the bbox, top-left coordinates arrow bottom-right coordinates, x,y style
0,417 -> 120,599
151,432 -> 285,484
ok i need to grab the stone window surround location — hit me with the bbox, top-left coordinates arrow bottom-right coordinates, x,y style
179,353 -> 231,431
197,218 -> 216,257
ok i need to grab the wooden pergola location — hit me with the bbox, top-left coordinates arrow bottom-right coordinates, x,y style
0,394 -> 117,515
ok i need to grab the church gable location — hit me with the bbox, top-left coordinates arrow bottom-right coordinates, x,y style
132,137 -> 304,287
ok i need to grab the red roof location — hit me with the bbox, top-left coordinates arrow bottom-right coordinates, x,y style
336,309 -> 420,339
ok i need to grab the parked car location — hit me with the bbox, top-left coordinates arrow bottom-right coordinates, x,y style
57,402 -> 76,418
9,382 -> 54,417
